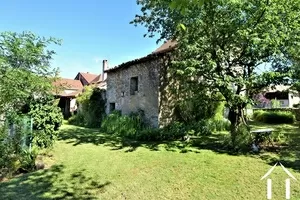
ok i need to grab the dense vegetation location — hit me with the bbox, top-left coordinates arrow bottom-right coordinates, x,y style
132,0 -> 300,146
68,86 -> 106,128
253,110 -> 295,124
101,99 -> 230,142
0,32 -> 62,178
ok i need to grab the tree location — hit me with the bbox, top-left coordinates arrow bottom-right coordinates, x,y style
0,31 -> 61,116
132,0 -> 300,145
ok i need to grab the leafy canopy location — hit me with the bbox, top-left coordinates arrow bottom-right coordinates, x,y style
133,0 -> 300,109
0,31 -> 61,115
132,0 -> 300,142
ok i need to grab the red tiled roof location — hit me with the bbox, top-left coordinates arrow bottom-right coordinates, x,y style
89,74 -> 106,84
53,78 -> 83,90
78,72 -> 98,83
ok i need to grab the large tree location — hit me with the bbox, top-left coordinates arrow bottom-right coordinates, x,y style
0,31 -> 61,115
132,0 -> 300,144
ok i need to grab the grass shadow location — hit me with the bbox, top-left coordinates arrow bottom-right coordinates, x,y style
0,164 -> 111,200
249,121 -> 300,172
58,125 -> 237,155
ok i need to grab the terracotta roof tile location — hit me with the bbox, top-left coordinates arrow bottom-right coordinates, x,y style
89,74 -> 107,84
78,72 -> 98,83
53,78 -> 83,90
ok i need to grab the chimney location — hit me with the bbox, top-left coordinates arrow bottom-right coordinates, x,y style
101,60 -> 108,81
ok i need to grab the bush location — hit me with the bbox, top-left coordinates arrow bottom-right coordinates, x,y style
206,118 -> 231,132
68,113 -> 84,126
174,92 -> 224,123
101,111 -> 143,138
223,124 -> 252,151
253,110 -> 295,124
29,98 -> 63,148
0,119 -> 38,178
77,87 -> 106,128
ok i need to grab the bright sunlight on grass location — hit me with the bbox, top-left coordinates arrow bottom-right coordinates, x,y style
1,124 -> 300,200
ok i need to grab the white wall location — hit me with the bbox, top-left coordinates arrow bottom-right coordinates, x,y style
70,98 -> 77,111
64,89 -> 77,94
288,92 -> 300,107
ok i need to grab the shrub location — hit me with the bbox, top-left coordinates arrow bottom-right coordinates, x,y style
187,120 -> 212,136
234,125 -> 252,151
101,111 -> 143,138
206,118 -> 231,132
174,92 -> 224,123
77,87 -> 106,128
271,99 -> 280,108
253,110 -> 295,124
223,124 -> 252,151
160,121 -> 186,140
0,118 -> 38,178
68,113 -> 84,126
136,128 -> 162,141
29,98 -> 63,148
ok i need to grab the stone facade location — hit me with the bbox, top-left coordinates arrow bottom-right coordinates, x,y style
106,58 -> 162,127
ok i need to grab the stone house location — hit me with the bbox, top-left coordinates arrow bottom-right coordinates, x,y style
105,41 -> 177,127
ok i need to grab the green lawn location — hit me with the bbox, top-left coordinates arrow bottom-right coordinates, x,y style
1,123 -> 300,200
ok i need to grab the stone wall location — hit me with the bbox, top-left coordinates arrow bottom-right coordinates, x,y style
158,54 -> 178,127
106,58 -> 162,127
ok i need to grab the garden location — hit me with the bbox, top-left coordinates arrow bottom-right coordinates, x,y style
1,0 -> 300,199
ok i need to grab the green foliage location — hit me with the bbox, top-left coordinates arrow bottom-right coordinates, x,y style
101,111 -> 143,139
0,118 -> 37,178
29,97 -> 63,148
68,113 -> 84,127
76,86 -> 106,128
253,110 -> 295,124
133,0 -> 300,144
206,118 -> 231,132
175,92 -> 223,123
0,31 -> 60,115
136,122 -> 188,141
223,124 -> 252,151
234,125 -> 252,151
213,101 -> 226,121
271,99 -> 281,108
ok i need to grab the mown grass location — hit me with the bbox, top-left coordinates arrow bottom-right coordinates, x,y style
0,124 -> 300,199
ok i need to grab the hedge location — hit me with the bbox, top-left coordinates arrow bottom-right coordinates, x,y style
253,110 -> 295,124
253,108 -> 300,121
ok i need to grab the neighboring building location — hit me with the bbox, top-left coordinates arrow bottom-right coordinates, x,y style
257,85 -> 300,108
53,78 -> 84,118
53,62 -> 108,118
105,41 -> 176,127
75,72 -> 98,86
88,60 -> 108,89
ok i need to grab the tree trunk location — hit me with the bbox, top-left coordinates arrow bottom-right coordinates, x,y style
228,107 -> 243,147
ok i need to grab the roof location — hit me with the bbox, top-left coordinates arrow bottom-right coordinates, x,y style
89,74 -> 105,84
105,40 -> 176,73
153,40 -> 177,54
77,72 -> 98,83
53,78 -> 83,90
58,90 -> 81,97
265,85 -> 292,93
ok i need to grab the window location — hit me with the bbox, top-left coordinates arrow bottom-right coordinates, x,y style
130,76 -> 138,95
109,103 -> 115,112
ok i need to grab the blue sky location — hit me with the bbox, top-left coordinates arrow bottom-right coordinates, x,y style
0,0 -> 161,78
